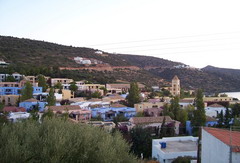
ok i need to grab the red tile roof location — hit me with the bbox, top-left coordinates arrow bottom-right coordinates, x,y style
203,127 -> 240,152
3,106 -> 26,112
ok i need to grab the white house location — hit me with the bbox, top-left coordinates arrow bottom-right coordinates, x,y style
201,127 -> 240,163
205,103 -> 226,118
7,112 -> 30,122
152,136 -> 198,163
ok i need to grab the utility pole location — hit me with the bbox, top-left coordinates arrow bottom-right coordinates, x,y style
229,126 -> 232,163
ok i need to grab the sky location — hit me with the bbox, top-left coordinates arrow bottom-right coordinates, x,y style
1,0 -> 240,69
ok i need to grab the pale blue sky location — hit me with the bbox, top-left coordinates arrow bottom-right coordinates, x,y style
1,0 -> 240,69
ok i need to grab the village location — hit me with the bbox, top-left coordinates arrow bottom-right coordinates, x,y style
0,72 -> 240,163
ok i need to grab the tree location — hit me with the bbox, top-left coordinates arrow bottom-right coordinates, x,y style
170,96 -> 180,120
99,87 -> 107,96
177,109 -> 188,125
37,75 -> 48,92
191,89 -> 206,135
160,116 -> 167,138
47,88 -> 56,106
69,82 -> 78,93
224,107 -> 231,126
21,81 -> 33,101
0,118 -> 137,163
91,91 -> 102,99
54,82 -> 63,90
130,127 -> 152,159
127,82 -> 141,107
113,114 -> 128,127
5,75 -> 16,82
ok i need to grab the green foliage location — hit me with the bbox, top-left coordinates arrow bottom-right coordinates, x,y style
5,75 -> 16,82
233,116 -> 240,127
177,109 -> 188,124
69,82 -> 78,93
113,114 -> 128,126
0,118 -> 137,163
42,109 -> 54,119
100,87 -> 107,95
37,74 -> 48,92
231,103 -> 240,117
170,96 -> 180,120
135,112 -> 144,117
191,89 -> 206,134
54,82 -> 63,90
127,82 -> 141,107
21,81 -> 33,101
47,88 -> 56,106
91,91 -> 102,99
0,102 -> 4,112
130,127 -> 152,159
159,116 -> 166,138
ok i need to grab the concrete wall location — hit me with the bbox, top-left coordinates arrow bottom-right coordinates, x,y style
152,137 -> 198,163
201,129 -> 230,163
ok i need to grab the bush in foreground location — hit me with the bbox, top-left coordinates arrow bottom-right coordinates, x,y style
0,118 -> 137,163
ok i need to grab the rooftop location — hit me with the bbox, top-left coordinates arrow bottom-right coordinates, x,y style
203,127 -> 240,152
161,140 -> 197,153
130,116 -> 174,125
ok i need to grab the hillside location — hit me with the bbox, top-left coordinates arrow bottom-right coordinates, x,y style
1,35 -> 240,92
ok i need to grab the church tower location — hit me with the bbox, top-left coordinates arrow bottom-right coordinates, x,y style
171,75 -> 180,96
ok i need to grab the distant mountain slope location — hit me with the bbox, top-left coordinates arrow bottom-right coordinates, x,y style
151,67 -> 240,92
1,35 -> 240,92
202,65 -> 240,79
117,54 -> 182,69
0,36 -> 130,67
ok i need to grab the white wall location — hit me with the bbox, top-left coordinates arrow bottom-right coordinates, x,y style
201,129 -> 230,163
152,137 -> 198,163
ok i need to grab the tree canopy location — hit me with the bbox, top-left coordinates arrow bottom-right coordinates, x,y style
0,118 -> 137,163
37,75 -> 48,92
127,82 -> 141,107
47,88 -> 56,106
21,81 -> 33,101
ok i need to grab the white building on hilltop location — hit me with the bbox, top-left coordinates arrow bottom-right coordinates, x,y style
152,136 -> 198,163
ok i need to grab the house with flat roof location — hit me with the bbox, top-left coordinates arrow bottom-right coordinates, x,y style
129,116 -> 180,135
91,106 -> 136,121
201,127 -> 240,163
152,136 -> 198,163
47,105 -> 91,121
19,98 -> 47,112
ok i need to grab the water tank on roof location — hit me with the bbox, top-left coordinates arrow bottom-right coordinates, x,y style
160,142 -> 167,148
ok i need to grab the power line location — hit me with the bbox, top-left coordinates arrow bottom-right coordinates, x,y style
101,37 -> 240,51
119,47 -> 240,56
104,41 -> 240,53
87,31 -> 240,46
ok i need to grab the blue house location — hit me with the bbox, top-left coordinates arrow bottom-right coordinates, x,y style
0,86 -> 42,95
91,106 -> 136,121
19,98 -> 47,112
186,116 -> 218,135
0,87 -> 21,95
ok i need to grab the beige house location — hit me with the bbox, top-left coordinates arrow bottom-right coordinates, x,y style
0,95 -> 20,106
51,78 -> 73,87
171,75 -> 180,96
203,97 -> 233,102
134,102 -> 165,112
0,82 -> 21,87
106,83 -> 145,93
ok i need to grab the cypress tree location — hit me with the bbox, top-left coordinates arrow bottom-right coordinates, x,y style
127,82 -> 141,107
21,81 -> 33,101
38,75 -> 48,92
47,88 -> 56,106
